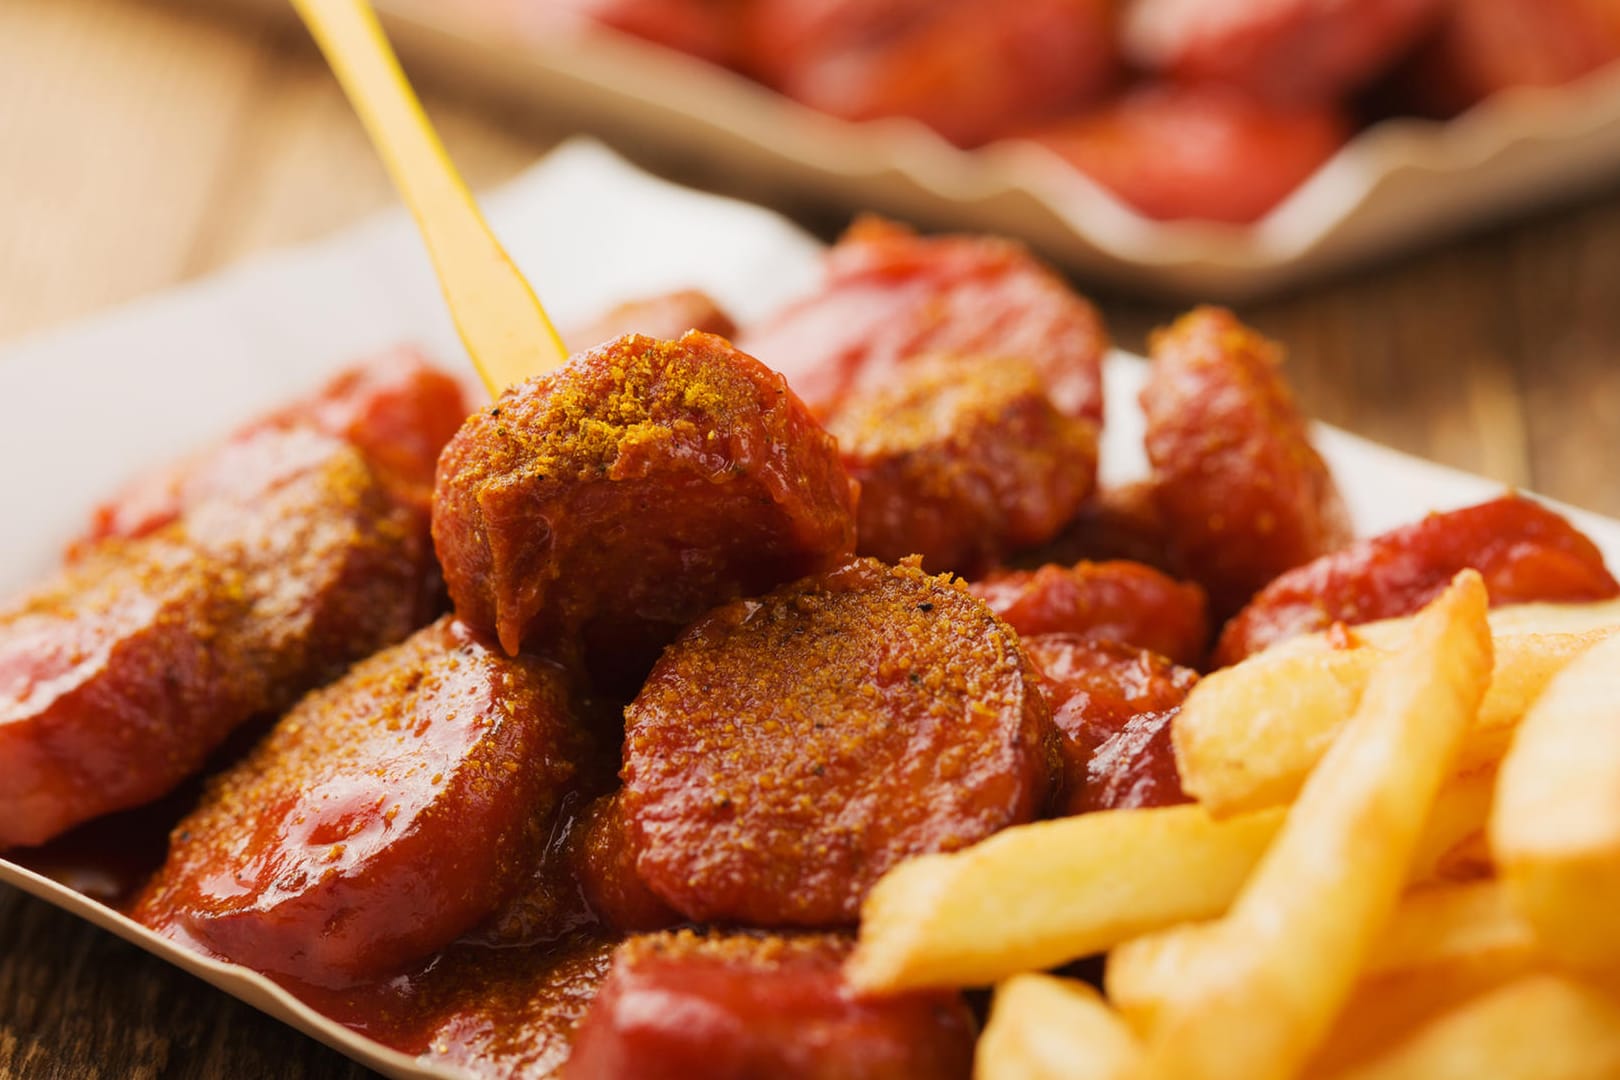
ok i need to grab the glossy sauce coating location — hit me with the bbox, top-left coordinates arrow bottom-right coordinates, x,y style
829,354 -> 1097,575
1141,306 -> 1351,615
563,289 -> 738,353
1016,480 -> 1184,575
301,930 -> 620,1080
1215,494 -> 1620,664
432,332 -> 857,679
738,218 -> 1107,426
740,0 -> 1118,147
566,930 -> 976,1080
623,557 -> 1054,927
1022,635 -> 1196,816
1124,0 -> 1442,104
566,792 -> 680,933
969,559 -> 1209,667
133,617 -> 593,987
74,349 -> 467,549
1,432 -> 432,849
1029,84 -> 1349,224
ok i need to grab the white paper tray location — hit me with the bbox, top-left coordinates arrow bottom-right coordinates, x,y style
218,0 -> 1620,299
2,141 -> 1619,1077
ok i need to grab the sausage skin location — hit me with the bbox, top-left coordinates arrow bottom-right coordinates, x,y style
1023,635 -> 1197,816
1141,306 -> 1351,615
1,431 -> 433,849
969,559 -> 1209,667
566,931 -> 976,1080
1214,494 -> 1620,665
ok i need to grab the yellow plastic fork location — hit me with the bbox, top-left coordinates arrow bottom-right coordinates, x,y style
290,0 -> 568,397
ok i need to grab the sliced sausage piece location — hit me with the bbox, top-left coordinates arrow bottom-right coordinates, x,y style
1023,635 -> 1197,816
537,0 -> 738,64
828,354 -> 1097,575
740,0 -> 1118,148
1015,481 -> 1184,575
566,931 -> 976,1080
1124,0 -> 1443,103
1141,306 -> 1351,616
623,557 -> 1053,927
133,616 -> 594,988
567,792 -> 681,934
565,289 -> 737,353
301,931 -> 619,1079
1,432 -> 433,850
1028,84 -> 1349,224
738,218 -> 1107,427
969,559 -> 1209,666
1396,0 -> 1620,116
1214,494 -> 1620,665
432,332 -> 857,680
74,348 -> 467,551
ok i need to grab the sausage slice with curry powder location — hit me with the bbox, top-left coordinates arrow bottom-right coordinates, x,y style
622,557 -> 1055,928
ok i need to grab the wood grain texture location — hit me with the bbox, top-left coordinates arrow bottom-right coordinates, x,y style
2,0 -> 1619,1077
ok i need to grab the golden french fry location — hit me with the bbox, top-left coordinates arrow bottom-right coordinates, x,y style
1320,975 -> 1620,1080
1408,766 -> 1497,885
1361,880 -> 1536,976
1309,944 -> 1541,1076
1107,880 -> 1537,1032
1493,632 -> 1620,970
1177,622 -> 1612,818
977,975 -> 1142,1080
851,751 -> 1496,997
846,804 -> 1284,993
1137,573 -> 1493,1080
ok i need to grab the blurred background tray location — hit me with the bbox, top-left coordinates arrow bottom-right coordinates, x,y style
217,0 -> 1620,299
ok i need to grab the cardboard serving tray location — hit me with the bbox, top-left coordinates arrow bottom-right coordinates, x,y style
3,140 -> 1619,1078
217,0 -> 1620,299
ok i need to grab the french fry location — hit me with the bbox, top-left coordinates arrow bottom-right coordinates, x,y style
852,759 -> 1494,996
977,975 -> 1142,1080
1493,632 -> 1620,969
1136,573 -> 1493,1080
1320,975 -> 1620,1080
1308,944 -> 1542,1076
846,804 -> 1284,993
1408,766 -> 1497,885
1107,880 -> 1538,1032
1177,619 -> 1614,818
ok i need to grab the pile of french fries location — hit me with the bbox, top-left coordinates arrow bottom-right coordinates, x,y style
848,574 -> 1620,1079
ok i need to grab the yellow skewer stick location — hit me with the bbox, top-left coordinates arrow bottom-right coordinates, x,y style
290,0 -> 568,397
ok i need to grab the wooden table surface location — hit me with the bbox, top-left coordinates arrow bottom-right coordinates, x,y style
3,0 -> 1619,1076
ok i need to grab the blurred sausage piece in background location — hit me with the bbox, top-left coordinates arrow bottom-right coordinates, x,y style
1028,83 -> 1350,224
1124,0 -> 1444,104
741,0 -> 1119,147
739,218 -> 1107,427
563,289 -> 738,352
